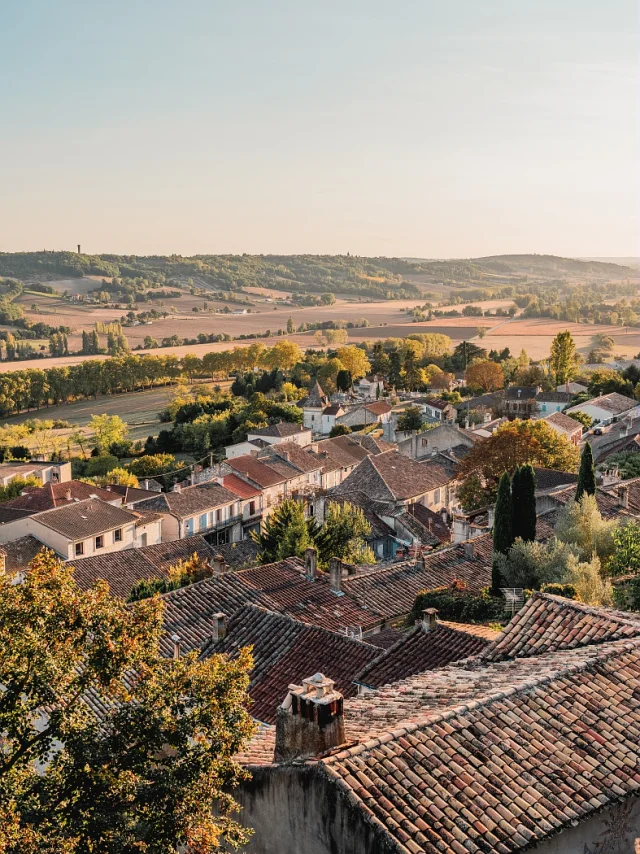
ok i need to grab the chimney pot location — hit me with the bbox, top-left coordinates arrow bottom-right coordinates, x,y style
487,506 -> 495,528
211,612 -> 227,641
274,673 -> 346,762
65,488 -> 72,501
463,541 -> 475,559
618,485 -> 629,509
212,553 -> 226,576
304,546 -> 318,581
421,608 -> 438,632
329,557 -> 343,596
171,633 -> 181,660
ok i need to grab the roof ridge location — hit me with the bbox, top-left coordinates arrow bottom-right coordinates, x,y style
321,636 -> 640,765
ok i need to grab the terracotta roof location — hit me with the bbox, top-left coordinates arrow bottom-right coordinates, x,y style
303,380 -> 329,408
354,621 -> 491,689
543,411 -> 583,434
333,451 -> 453,503
406,503 -> 452,545
69,534 -> 216,598
258,442 -> 324,474
342,543 -> 493,621
2,480 -> 118,513
202,605 -> 381,723
135,483 -> 239,519
248,422 -> 309,438
569,391 -> 637,415
102,484 -> 162,504
504,386 -> 539,399
322,637 -> 640,852
132,509 -> 163,528
32,499 -> 137,540
536,390 -> 572,402
0,535 -> 45,572
351,434 -> 396,455
483,591 -> 640,662
364,401 -> 392,416
551,485 -> 632,521
365,627 -> 404,649
532,467 -> 579,491
423,397 -> 453,411
322,403 -> 344,416
226,455 -> 287,488
220,473 -> 261,499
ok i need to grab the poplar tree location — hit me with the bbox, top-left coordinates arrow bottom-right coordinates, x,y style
492,471 -> 513,594
576,442 -> 596,501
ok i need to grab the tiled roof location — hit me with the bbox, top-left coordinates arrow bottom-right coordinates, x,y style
326,492 -> 397,541
226,455 -> 287,488
202,605 -> 381,723
0,535 -> 45,572
69,534 -> 221,599
483,591 -> 640,662
543,411 -> 583,433
532,467 -> 579,491
423,397 -> 452,411
569,391 -> 637,415
595,432 -> 640,463
322,404 -> 344,416
220,473 -> 261,499
0,506 -> 33,524
322,637 -> 640,853
303,380 -> 329,408
2,480 -> 118,513
342,543 -> 492,621
504,386 -> 538,399
33,499 -> 137,540
135,483 -> 239,519
258,442 -> 324,474
248,422 -> 308,438
354,622 -> 491,689
536,390 -> 572,402
364,401 -> 392,416
132,509 -> 163,527
406,503 -> 451,544
551,485 -> 632,521
102,484 -> 162,504
333,451 -> 453,503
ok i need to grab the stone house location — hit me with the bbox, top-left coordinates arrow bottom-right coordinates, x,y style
135,483 -> 243,545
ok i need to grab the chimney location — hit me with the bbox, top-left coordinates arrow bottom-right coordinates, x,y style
304,547 -> 317,581
173,483 -> 181,493
463,541 -> 475,559
77,244 -> 81,254
65,488 -> 72,501
440,507 -> 448,525
171,633 -> 181,660
618,485 -> 629,509
464,416 -> 470,430
274,673 -> 346,762
420,608 -> 438,632
211,613 -> 227,641
212,553 -> 226,576
329,557 -> 343,596
487,506 -> 495,528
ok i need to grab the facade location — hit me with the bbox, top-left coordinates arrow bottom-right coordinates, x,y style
396,423 -> 476,461
542,411 -> 583,445
503,386 -> 539,419
535,390 -> 572,414
301,381 -> 329,431
0,460 -> 72,487
246,423 -> 312,447
135,483 -> 243,544
566,392 -> 639,426
422,397 -> 456,422
353,375 -> 385,400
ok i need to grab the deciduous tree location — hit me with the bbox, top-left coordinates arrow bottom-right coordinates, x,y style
465,359 -> 505,392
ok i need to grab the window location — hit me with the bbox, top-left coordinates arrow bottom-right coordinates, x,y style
95,535 -> 104,550
421,438 -> 429,447
114,528 -> 122,542
200,513 -> 208,530
249,500 -> 256,516
216,508 -> 222,523
434,488 -> 441,504
74,542 -> 84,557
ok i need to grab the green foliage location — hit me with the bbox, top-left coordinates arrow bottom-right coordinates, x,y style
549,330 -> 579,386
409,583 -> 505,625
540,582 -> 578,599
90,414 -> 128,455
576,442 -> 596,501
609,522 -> 640,578
612,577 -> 640,611
84,454 -> 119,478
0,549 -> 255,853
511,464 -> 536,542
128,553 -> 212,601
567,410 -> 592,430
252,499 -> 314,563
329,424 -> 351,438
315,502 -> 373,566
599,450 -> 640,480
397,406 -> 423,432
555,494 -> 615,564
457,472 -> 491,512
0,476 -> 41,504
126,453 -> 177,478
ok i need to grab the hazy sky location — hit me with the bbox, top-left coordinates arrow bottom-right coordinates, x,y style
1,0 -> 638,258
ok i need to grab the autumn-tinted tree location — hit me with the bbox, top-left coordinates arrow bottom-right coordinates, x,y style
575,441 -> 596,501
549,330 -> 580,386
465,359 -> 505,392
0,549 -> 255,854
511,463 -> 536,542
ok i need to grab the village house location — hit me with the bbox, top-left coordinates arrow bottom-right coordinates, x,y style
225,423 -> 312,459
0,498 -> 155,559
135,483 -> 243,544
335,400 -> 393,433
301,380 -> 330,431
0,459 -> 71,487
535,389 -> 573,414
233,593 -> 640,854
352,374 -> 385,400
396,423 -> 477,461
566,391 -> 639,426
422,397 -> 456,423
502,385 -> 540,419
542,411 -> 583,445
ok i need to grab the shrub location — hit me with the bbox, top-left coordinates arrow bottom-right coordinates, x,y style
409,583 -> 505,625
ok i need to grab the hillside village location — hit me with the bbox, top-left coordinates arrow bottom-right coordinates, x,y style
2,328 -> 640,853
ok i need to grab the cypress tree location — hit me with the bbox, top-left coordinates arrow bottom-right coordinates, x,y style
515,463 -> 537,542
576,442 -> 596,501
510,466 -> 522,539
492,471 -> 513,594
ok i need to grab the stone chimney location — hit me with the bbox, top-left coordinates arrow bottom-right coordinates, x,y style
329,557 -> 343,596
274,673 -> 346,762
618,485 -> 629,509
65,488 -> 72,501
487,506 -> 495,528
463,541 -> 475,559
420,608 -> 438,632
173,483 -> 181,493
304,547 -> 318,581
171,633 -> 181,660
212,554 -> 226,576
211,613 -> 227,642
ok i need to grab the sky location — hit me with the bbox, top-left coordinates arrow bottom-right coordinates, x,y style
1,0 -> 638,259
